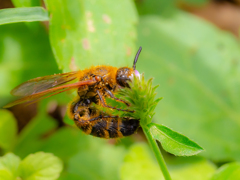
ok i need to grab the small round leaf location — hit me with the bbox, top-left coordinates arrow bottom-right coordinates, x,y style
19,152 -> 63,180
0,153 -> 21,179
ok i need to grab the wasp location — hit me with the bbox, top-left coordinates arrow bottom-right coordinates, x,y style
4,47 -> 142,139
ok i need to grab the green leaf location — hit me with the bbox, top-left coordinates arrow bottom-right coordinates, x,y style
121,143 -> 163,180
67,139 -> 126,180
12,0 -> 41,7
0,110 -> 17,151
0,7 -> 49,25
135,0 -> 207,17
44,0 -> 138,71
10,0 -> 46,32
149,123 -> 203,156
211,162 -> 240,180
0,153 -> 21,179
39,127 -> 83,162
0,170 -> 13,180
19,152 -> 63,180
58,173 -> 81,180
137,12 -> 240,161
135,0 -> 177,17
13,111 -> 57,158
121,144 -> 216,180
169,158 -> 216,180
0,22 -> 59,107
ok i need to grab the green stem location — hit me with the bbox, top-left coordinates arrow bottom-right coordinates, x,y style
142,126 -> 171,180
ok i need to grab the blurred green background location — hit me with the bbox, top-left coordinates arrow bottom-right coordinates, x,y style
1,0 -> 240,179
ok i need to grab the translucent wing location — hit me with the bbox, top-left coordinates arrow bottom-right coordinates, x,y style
4,79 -> 97,108
11,71 -> 80,97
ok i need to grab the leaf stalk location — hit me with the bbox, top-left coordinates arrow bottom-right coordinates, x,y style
142,126 -> 172,180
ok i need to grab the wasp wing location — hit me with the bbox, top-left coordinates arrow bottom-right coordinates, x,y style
4,79 -> 97,108
11,71 -> 80,97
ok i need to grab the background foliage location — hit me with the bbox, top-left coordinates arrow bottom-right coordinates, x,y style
0,0 -> 240,179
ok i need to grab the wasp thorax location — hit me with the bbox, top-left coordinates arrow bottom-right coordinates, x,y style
116,67 -> 133,87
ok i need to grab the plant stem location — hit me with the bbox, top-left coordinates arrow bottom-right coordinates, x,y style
142,126 -> 172,180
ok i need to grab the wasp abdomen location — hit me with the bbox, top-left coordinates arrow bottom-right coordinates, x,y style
74,116 -> 139,139
91,120 -> 108,138
120,119 -> 140,136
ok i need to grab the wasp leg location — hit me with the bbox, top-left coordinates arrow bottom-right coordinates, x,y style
104,88 -> 130,106
73,100 -> 81,113
96,90 -> 134,113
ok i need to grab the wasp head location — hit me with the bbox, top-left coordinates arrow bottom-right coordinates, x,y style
116,46 -> 142,87
116,67 -> 132,87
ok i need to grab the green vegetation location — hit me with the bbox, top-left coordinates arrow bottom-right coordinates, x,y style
0,0 -> 240,179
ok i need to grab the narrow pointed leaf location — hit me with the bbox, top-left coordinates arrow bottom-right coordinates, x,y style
149,123 -> 204,156
0,7 -> 49,25
12,0 -> 41,7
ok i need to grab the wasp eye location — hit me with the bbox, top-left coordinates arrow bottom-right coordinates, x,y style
116,67 -> 131,87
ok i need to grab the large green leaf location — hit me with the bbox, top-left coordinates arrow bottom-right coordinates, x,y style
0,7 -> 48,25
211,162 -> 240,180
44,0 -> 138,71
135,0 -> 176,17
149,123 -> 203,156
0,110 -> 17,151
137,12 -> 240,161
135,0 -> 207,17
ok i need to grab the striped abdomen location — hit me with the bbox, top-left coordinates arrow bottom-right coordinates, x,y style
74,116 -> 139,139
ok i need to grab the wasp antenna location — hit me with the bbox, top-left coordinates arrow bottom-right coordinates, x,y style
133,46 -> 142,70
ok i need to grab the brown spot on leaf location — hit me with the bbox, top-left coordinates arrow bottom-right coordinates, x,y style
104,29 -> 110,34
86,11 -> 95,32
168,77 -> 175,85
82,38 -> 90,50
126,47 -> 132,56
87,19 -> 95,32
102,14 -> 112,24
69,57 -> 78,71
86,11 -> 92,18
